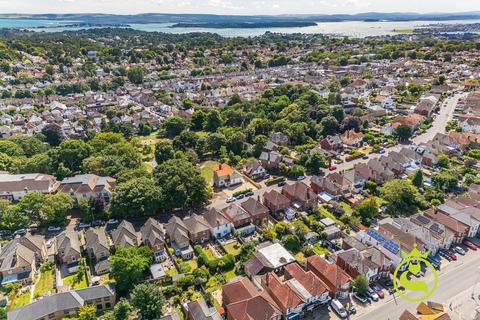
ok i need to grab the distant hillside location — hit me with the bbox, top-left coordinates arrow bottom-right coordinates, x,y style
1,11 -> 480,26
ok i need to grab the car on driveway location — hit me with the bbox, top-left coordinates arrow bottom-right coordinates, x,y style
226,197 -> 236,203
277,181 -> 286,187
14,229 -> 27,236
244,191 -> 254,197
297,175 -> 305,181
454,246 -> 466,255
371,284 -> 385,299
447,250 -> 457,260
235,194 -> 245,200
362,155 -> 369,160
47,226 -> 61,232
366,288 -> 379,301
107,219 -> 119,225
353,292 -> 369,304
329,165 -> 337,171
464,240 -> 478,251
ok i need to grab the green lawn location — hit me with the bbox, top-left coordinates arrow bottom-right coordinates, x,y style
223,269 -> 237,281
313,243 -> 330,256
200,161 -> 218,185
34,270 -> 54,298
204,247 -> 217,260
223,241 -> 241,256
8,292 -> 30,310
319,207 -> 345,227
294,252 -> 307,265
63,272 -> 88,289
166,266 -> 178,276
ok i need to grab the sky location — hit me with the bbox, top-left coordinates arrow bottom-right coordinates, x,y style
1,0 -> 479,15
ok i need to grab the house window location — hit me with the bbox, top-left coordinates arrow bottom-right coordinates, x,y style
97,304 -> 103,310
105,303 -> 111,309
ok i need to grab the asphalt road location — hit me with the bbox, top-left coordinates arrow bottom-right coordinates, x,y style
209,93 -> 462,212
355,246 -> 480,320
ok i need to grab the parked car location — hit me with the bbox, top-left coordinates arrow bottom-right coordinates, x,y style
47,226 -> 61,232
378,149 -> 386,154
92,220 -> 105,227
0,230 -> 12,238
277,181 -> 286,187
46,239 -> 54,248
454,246 -> 466,255
348,304 -> 356,314
330,299 -> 348,319
264,174 -> 271,179
353,292 -> 369,304
13,229 -> 27,236
329,165 -> 337,171
366,288 -> 379,301
226,196 -> 236,203
371,284 -> 385,299
362,155 -> 369,160
383,279 -> 394,288
446,250 -> 457,260
107,219 -> 119,225
77,223 -> 91,230
235,194 -> 245,200
297,175 -> 305,181
244,191 -> 254,197
464,240 -> 478,251
439,250 -> 452,261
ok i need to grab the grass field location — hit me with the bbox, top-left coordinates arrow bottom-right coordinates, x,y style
223,269 -> 237,281
200,161 -> 218,185
313,243 -> 330,256
223,241 -> 241,256
34,269 -> 54,298
319,207 -> 345,227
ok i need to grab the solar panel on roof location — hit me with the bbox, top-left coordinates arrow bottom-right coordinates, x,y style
430,223 -> 444,235
416,215 -> 430,225
384,240 -> 400,254
366,229 -> 387,243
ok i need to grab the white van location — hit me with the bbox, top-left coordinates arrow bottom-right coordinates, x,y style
331,298 -> 348,319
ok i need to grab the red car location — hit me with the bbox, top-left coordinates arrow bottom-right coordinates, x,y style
447,251 -> 457,260
464,241 -> 478,251
329,165 -> 337,171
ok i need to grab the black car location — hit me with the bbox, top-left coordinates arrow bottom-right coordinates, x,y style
277,181 -> 286,187
244,191 -> 254,197
353,292 -> 369,304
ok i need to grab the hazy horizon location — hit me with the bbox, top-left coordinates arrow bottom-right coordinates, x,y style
1,0 -> 480,16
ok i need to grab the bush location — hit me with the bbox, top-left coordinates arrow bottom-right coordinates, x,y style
265,176 -> 286,186
233,189 -> 253,197
176,275 -> 194,289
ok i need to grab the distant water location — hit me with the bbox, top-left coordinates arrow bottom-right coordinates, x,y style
1,18 -> 480,37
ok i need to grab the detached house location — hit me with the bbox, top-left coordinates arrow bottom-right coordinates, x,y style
55,231 -> 81,273
320,135 -> 343,151
140,218 -> 167,262
263,190 -> 291,214
340,130 -> 364,148
84,228 -> 111,275
223,203 -> 256,236
184,214 -> 211,244
111,220 -> 139,248
241,198 -> 269,225
213,163 -> 243,188
243,160 -> 267,180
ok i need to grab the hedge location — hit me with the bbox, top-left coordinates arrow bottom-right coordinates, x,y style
265,176 -> 286,186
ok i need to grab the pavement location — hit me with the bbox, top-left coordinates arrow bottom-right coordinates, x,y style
208,93 -> 463,212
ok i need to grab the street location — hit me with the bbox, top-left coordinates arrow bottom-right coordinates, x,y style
355,247 -> 480,320
208,93 -> 462,212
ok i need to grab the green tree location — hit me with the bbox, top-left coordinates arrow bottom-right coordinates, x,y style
354,197 -> 379,226
320,116 -> 339,137
9,136 -> 49,157
305,153 -> 327,174
18,192 -> 46,222
42,124 -> 65,146
109,178 -> 162,218
127,67 -> 144,84
395,124 -> 412,141
100,298 -> 136,320
154,159 -> 211,209
204,110 -> 223,132
110,246 -> 153,295
352,275 -> 369,295
162,116 -> 189,138
436,154 -> 450,168
282,234 -> 301,252
154,139 -> 175,164
130,283 -> 164,320
380,179 -> 420,216
58,140 -> 93,172
77,304 -> 97,320
412,170 -> 424,188
0,140 -> 24,156
41,193 -> 74,225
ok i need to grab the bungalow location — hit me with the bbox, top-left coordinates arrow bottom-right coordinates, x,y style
140,218 -> 167,262
244,242 -> 295,277
84,228 -> 111,275
204,208 -> 233,239
213,163 -> 243,188
241,198 -> 269,225
222,277 -> 282,320
282,182 -> 318,210
306,255 -> 351,299
340,129 -> 364,148
392,114 -> 425,132
263,190 -> 291,214
111,220 -> 139,248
